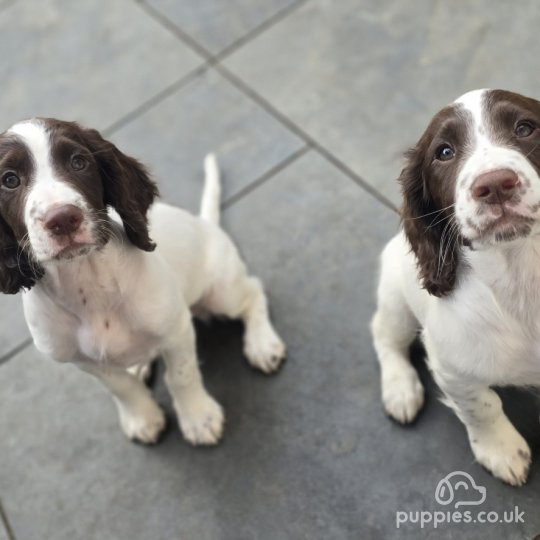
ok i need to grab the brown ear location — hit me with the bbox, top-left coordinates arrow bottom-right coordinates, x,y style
400,147 -> 459,297
0,215 -> 43,294
84,129 -> 159,251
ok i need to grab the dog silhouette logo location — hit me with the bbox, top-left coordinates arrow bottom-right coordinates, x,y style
435,471 -> 487,508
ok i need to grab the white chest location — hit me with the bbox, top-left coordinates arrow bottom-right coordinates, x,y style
428,284 -> 540,386
29,249 -> 172,368
75,308 -> 162,366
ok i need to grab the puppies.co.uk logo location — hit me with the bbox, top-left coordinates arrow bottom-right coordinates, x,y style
396,471 -> 525,529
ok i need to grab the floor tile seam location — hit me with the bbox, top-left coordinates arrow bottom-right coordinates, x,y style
102,64 -> 208,136
221,144 -> 310,210
215,64 -> 400,214
0,337 -> 33,367
121,1 -> 400,214
0,499 -> 16,540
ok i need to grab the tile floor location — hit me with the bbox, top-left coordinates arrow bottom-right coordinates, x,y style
0,1 -> 539,539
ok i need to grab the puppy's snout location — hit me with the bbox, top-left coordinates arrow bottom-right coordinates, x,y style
44,204 -> 83,236
471,169 -> 519,204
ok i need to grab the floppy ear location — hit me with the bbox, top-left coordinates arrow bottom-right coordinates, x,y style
84,129 -> 159,251
0,215 -> 43,294
400,147 -> 459,297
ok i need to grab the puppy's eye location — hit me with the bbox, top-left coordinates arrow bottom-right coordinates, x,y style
515,121 -> 535,138
435,144 -> 455,161
2,173 -> 20,189
70,155 -> 87,171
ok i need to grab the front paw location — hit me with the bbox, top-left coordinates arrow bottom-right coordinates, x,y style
116,399 -> 167,444
244,326 -> 286,374
469,416 -> 531,486
177,393 -> 225,446
381,366 -> 424,424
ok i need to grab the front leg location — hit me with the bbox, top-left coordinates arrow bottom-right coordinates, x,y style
436,374 -> 531,486
78,361 -> 166,444
162,314 -> 224,445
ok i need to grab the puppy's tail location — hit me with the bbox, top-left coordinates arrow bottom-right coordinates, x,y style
200,153 -> 221,225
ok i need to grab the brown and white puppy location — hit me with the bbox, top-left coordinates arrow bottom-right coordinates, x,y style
1,118 -> 286,445
372,89 -> 540,485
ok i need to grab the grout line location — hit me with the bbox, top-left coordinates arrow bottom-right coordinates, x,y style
133,0 -> 399,214
214,64 -> 399,213
102,65 -> 207,136
0,500 -> 16,540
135,0 -> 212,61
222,145 -> 310,209
0,337 -> 33,367
214,0 -> 310,61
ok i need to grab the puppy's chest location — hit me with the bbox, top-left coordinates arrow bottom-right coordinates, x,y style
77,305 -> 159,366
61,280 -> 161,366
454,289 -> 540,384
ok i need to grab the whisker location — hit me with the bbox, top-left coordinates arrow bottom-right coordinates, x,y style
525,142 -> 540,159
439,221 -> 460,276
436,220 -> 453,276
426,211 -> 454,230
404,203 -> 456,221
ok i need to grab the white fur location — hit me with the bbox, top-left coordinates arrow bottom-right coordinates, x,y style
200,153 -> 221,224
19,121 -> 286,445
371,90 -> 540,486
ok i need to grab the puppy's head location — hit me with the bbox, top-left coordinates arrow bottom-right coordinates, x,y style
400,89 -> 540,297
0,119 -> 158,293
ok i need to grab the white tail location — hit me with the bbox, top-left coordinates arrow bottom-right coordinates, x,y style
200,153 -> 221,224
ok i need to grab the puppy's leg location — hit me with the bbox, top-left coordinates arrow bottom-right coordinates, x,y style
240,276 -> 286,374
371,265 -> 423,423
210,270 -> 285,374
435,374 -> 531,486
162,314 -> 224,445
78,362 -> 166,444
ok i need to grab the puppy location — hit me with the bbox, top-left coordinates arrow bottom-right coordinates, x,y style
1,118 -> 285,445
371,89 -> 540,485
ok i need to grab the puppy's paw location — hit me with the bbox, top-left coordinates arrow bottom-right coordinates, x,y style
382,366 -> 424,424
469,417 -> 531,486
117,400 -> 166,444
244,325 -> 286,374
178,394 -> 225,446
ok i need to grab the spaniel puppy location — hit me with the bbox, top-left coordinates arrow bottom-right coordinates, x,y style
1,118 -> 285,445
371,89 -> 540,486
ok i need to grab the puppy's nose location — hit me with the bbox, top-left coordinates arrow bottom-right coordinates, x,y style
471,169 -> 520,204
44,205 -> 83,236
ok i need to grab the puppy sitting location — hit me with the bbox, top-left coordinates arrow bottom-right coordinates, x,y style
371,89 -> 540,485
1,118 -> 285,445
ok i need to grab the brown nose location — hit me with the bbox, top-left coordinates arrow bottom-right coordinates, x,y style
470,169 -> 520,204
44,205 -> 83,236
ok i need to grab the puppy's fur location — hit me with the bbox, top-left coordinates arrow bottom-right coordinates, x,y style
371,89 -> 540,485
2,118 -> 285,445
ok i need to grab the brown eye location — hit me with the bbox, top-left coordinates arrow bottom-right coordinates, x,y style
435,144 -> 455,161
71,155 -> 87,171
515,121 -> 535,138
2,173 -> 20,189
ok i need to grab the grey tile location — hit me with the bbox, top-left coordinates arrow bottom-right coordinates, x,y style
146,0 -> 299,55
109,68 -> 304,211
0,517 -> 9,540
224,0 -> 540,205
0,295 -> 29,359
1,152 -> 539,538
0,0 -> 202,131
